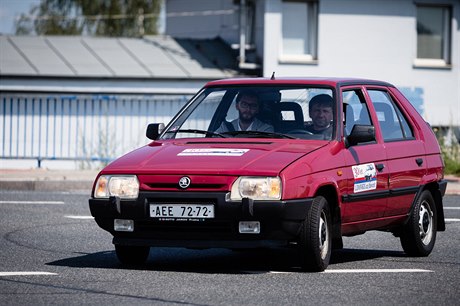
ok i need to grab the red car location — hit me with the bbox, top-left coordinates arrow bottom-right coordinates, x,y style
89,77 -> 447,271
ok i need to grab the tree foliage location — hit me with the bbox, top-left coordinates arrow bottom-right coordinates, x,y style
15,0 -> 161,37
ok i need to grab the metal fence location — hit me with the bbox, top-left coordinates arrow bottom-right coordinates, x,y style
1,93 -> 190,168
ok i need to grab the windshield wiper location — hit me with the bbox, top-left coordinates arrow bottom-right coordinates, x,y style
164,129 -> 227,138
222,130 -> 296,139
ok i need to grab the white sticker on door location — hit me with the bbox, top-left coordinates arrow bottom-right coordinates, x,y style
352,163 -> 377,193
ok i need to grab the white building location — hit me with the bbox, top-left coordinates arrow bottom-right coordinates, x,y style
166,0 -> 460,130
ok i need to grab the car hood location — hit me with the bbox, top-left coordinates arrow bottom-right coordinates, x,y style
101,139 -> 327,176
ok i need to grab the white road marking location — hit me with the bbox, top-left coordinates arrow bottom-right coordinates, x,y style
0,201 -> 65,205
244,269 -> 433,274
444,207 -> 460,210
64,215 -> 94,220
0,272 -> 57,276
322,269 -> 433,273
445,218 -> 460,222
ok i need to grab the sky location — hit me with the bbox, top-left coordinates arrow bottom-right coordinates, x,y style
0,0 -> 40,34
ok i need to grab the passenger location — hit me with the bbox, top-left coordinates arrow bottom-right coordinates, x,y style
216,90 -> 274,133
305,94 -> 334,138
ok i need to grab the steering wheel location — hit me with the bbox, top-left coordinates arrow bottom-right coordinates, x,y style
287,129 -> 314,136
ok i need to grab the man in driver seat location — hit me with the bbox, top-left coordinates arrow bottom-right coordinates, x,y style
305,94 -> 333,139
216,90 -> 274,133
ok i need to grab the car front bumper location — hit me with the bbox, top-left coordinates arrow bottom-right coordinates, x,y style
89,191 -> 314,249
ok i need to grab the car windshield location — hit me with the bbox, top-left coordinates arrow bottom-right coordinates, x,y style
161,85 -> 335,140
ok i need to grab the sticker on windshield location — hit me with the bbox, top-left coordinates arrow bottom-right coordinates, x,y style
178,148 -> 249,156
352,163 -> 377,193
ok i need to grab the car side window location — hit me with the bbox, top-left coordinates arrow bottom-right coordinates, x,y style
367,90 -> 414,141
342,90 -> 372,136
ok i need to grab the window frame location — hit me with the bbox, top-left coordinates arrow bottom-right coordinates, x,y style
279,0 -> 319,64
414,3 -> 452,68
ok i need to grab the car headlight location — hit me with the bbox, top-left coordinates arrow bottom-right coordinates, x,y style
94,175 -> 139,199
230,176 -> 281,201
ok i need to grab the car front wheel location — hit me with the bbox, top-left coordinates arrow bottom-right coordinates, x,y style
299,196 -> 332,272
400,190 -> 437,256
115,245 -> 150,265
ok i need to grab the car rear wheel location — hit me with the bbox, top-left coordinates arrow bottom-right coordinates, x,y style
299,196 -> 332,272
400,190 -> 437,256
115,245 -> 150,265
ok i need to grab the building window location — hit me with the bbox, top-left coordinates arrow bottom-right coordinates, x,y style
280,0 -> 318,63
415,5 -> 451,67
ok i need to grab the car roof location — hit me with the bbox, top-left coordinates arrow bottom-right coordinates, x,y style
205,77 -> 395,88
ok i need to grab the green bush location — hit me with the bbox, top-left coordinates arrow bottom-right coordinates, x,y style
441,146 -> 460,175
436,129 -> 460,176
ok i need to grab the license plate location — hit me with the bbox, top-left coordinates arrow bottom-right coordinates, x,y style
150,204 -> 214,219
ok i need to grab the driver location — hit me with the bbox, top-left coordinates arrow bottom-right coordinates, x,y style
305,94 -> 333,138
216,90 -> 274,133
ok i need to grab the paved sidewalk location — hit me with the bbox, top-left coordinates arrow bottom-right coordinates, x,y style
0,168 -> 459,195
444,175 -> 460,195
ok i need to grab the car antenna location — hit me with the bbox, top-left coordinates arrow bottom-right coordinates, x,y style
271,71 -> 276,80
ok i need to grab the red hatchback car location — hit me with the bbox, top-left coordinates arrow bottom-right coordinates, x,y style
89,78 -> 447,271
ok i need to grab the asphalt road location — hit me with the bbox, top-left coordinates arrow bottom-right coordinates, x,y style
0,190 -> 459,305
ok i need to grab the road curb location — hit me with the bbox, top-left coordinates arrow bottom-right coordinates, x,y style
0,180 -> 93,192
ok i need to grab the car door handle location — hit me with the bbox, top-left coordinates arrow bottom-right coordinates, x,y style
376,163 -> 385,172
416,158 -> 423,166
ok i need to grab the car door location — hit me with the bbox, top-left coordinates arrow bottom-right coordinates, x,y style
341,87 -> 389,229
365,87 -> 426,217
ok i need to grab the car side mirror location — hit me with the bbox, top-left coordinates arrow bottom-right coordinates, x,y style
146,123 -> 165,140
346,124 -> 375,147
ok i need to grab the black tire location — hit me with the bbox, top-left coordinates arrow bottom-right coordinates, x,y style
400,190 -> 437,256
299,196 -> 332,272
115,245 -> 150,265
